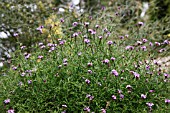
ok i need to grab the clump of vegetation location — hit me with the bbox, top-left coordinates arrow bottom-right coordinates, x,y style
1,2 -> 170,112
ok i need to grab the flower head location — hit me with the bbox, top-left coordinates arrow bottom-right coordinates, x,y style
146,102 -> 154,107
141,46 -> 147,51
101,108 -> 106,113
88,70 -> 92,74
87,62 -> 93,67
4,99 -> 10,104
125,46 -> 134,50
165,99 -> 170,104
84,22 -> 89,27
142,38 -> 148,43
7,109 -> 14,113
111,69 -> 118,77
103,59 -> 109,64
73,32 -> 78,37
120,94 -> 124,99
112,95 -> 116,100
138,22 -> 144,26
85,79 -> 90,84
72,22 -> 78,26
107,41 -> 113,45
111,57 -> 116,61
84,39 -> 90,44
84,106 -> 90,112
141,94 -> 147,99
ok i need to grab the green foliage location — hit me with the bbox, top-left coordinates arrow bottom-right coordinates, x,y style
149,0 -> 170,20
0,0 -> 170,112
1,6 -> 170,112
0,0 -> 56,58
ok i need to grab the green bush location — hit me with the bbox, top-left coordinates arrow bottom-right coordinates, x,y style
0,5 -> 170,112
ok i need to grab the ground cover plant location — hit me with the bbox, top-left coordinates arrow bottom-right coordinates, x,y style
0,1 -> 170,113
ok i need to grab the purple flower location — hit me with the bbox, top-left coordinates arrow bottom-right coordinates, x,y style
84,106 -> 90,112
38,42 -> 43,46
4,99 -> 10,104
60,18 -> 64,23
163,40 -> 169,44
7,109 -> 15,113
118,89 -> 122,94
115,12 -> 119,16
103,28 -> 108,32
126,85 -> 132,90
146,102 -> 154,107
73,32 -> 78,37
131,71 -> 140,79
20,46 -> 26,50
103,59 -> 109,64
106,32 -> 111,37
25,53 -> 31,59
28,80 -> 32,84
137,41 -> 142,45
149,90 -> 154,93
125,46 -> 134,50
149,42 -> 153,46
119,36 -> 124,39
62,104 -> 67,108
95,25 -> 99,29
36,26 -> 44,33
138,22 -> 144,26
142,39 -> 148,43
101,108 -> 106,113
101,6 -> 106,10
47,43 -> 53,47
87,70 -> 92,74
59,40 -> 66,45
164,73 -> 169,79
61,111 -> 66,113
125,34 -> 129,38
78,52 -> 82,56
63,58 -> 68,63
40,45 -> 46,49
84,39 -> 90,44
18,81 -> 23,86
111,69 -> 118,77
38,55 -> 43,59
141,94 -> 147,99
21,72 -> 26,77
13,33 -> 18,37
72,22 -> 78,26
98,36 -> 103,39
12,66 -> 17,70
112,95 -> 116,100
111,57 -> 116,61
86,94 -> 94,100
120,94 -> 124,99
84,22 -> 89,27
155,42 -> 161,46
107,41 -> 113,45
25,70 -> 32,73
158,48 -> 165,53
88,29 -> 96,34
87,62 -> 93,67
63,62 -> 68,66
165,99 -> 170,104
85,79 -> 90,84
146,65 -> 150,70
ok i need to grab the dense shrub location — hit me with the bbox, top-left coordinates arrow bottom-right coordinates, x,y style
0,4 -> 170,112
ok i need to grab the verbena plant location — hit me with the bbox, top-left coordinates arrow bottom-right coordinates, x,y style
0,2 -> 170,113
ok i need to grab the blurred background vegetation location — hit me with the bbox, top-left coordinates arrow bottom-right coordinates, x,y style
0,0 -> 170,60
